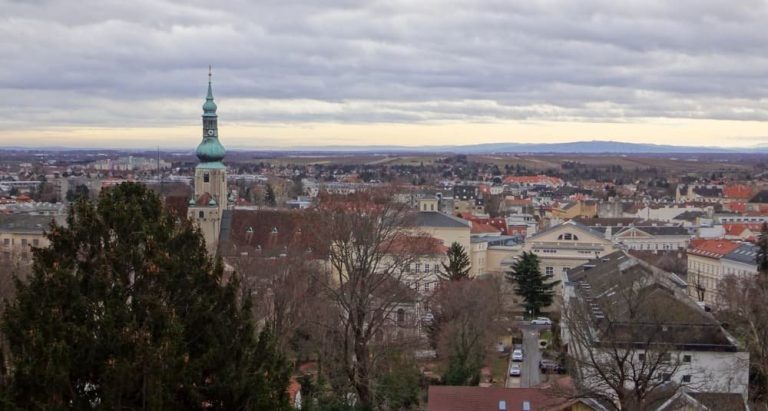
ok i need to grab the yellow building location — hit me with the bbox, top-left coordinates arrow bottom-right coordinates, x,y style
0,214 -> 62,261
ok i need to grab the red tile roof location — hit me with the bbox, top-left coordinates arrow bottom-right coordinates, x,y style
688,239 -> 741,259
471,221 -> 503,234
724,184 -> 754,200
427,386 -> 568,411
723,223 -> 764,237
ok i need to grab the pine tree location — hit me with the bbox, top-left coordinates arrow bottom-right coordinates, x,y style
506,252 -> 560,317
265,184 -> 277,207
439,242 -> 471,281
2,182 -> 290,410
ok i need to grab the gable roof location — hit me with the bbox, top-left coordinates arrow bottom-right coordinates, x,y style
749,189 -> 768,204
531,220 -> 614,244
722,243 -> 759,265
688,239 -> 741,259
415,211 -> 471,228
656,391 -> 748,411
567,252 -> 739,351
427,386 -> 572,411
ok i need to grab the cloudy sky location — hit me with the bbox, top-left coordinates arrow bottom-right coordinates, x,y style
2,0 -> 767,149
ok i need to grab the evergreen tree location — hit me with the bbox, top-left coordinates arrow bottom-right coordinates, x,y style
439,242 -> 471,281
1,182 -> 290,410
265,184 -> 277,207
506,252 -> 560,317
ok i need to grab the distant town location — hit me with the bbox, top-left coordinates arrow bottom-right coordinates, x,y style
2,95 -> 767,409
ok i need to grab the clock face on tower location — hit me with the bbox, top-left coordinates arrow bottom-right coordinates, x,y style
207,129 -> 215,136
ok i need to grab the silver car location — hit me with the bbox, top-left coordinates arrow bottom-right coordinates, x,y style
509,364 -> 522,377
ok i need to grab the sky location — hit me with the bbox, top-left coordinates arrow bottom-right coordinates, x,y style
1,0 -> 767,149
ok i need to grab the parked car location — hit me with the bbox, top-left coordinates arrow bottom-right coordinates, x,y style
539,359 -> 566,374
509,364 -> 521,377
512,349 -> 524,362
531,317 -> 552,325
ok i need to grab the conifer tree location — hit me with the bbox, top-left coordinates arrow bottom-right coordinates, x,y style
439,242 -> 471,281
1,182 -> 290,410
506,252 -> 560,317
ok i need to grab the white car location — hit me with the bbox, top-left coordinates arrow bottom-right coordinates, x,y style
531,317 -> 552,325
512,349 -> 524,362
509,364 -> 521,377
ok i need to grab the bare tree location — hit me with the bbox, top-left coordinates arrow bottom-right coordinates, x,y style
307,190 -> 436,409
231,251 -> 327,352
561,263 -> 719,410
717,274 -> 768,404
430,276 -> 506,385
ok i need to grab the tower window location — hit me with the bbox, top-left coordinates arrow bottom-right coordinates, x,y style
199,211 -> 204,219
204,173 -> 210,183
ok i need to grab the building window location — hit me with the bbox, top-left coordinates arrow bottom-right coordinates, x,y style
424,282 -> 430,292
198,211 -> 204,219
661,373 -> 672,382
404,264 -> 411,273
204,173 -> 210,183
682,375 -> 692,383
558,233 -> 579,241
638,353 -> 646,362
545,267 -> 554,276
562,267 -> 570,273
683,355 -> 691,363
396,309 -> 405,325
2,239 -> 8,246
660,353 -> 672,363
33,239 -> 39,246
415,263 -> 421,273
424,264 -> 430,273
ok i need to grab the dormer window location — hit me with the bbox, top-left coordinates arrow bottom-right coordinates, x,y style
558,233 -> 579,241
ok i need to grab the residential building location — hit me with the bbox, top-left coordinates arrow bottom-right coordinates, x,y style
563,252 -> 750,402
414,209 -> 473,275
686,240 -> 742,306
721,243 -> 760,278
0,214 -> 63,261
611,226 -> 691,251
522,221 -> 617,284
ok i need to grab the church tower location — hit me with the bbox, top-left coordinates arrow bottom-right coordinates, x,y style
188,68 -> 227,253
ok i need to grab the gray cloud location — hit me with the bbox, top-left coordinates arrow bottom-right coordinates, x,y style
1,0 -> 767,129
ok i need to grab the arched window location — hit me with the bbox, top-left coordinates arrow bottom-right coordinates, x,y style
198,211 -> 204,218
558,233 -> 579,241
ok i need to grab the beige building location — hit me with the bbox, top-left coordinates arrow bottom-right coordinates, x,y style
413,205 -> 474,275
0,214 -> 63,261
687,240 -> 758,307
523,221 -> 617,281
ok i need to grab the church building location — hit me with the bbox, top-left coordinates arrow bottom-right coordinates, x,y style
188,70 -> 228,253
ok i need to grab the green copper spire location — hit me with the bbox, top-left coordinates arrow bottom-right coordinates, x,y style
202,65 -> 218,115
196,66 -> 226,165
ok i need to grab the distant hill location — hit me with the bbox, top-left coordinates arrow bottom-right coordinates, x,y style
268,140 -> 758,154
3,140 -> 766,154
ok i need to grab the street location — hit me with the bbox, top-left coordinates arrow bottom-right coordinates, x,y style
506,323 -> 547,388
